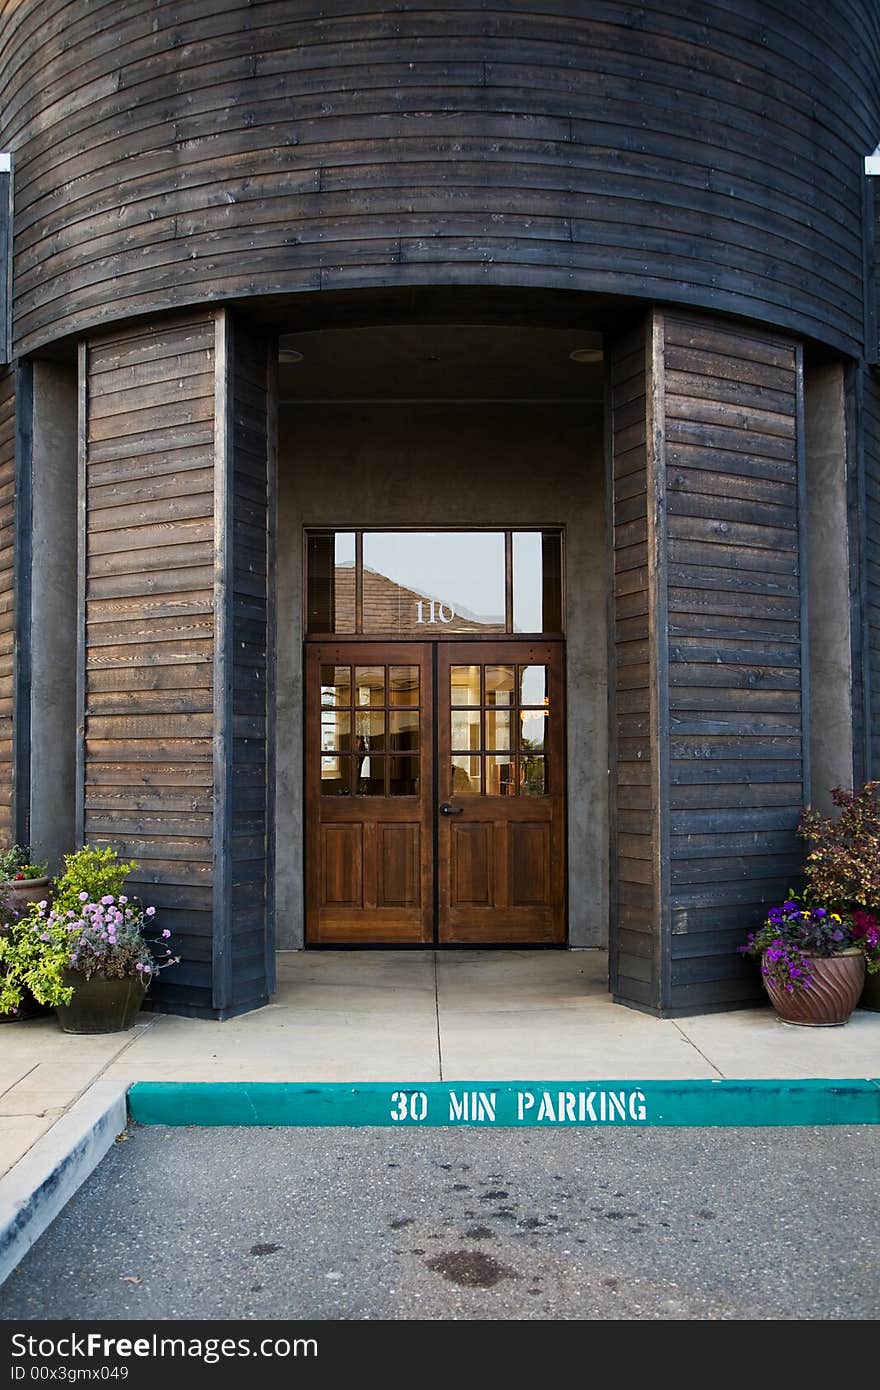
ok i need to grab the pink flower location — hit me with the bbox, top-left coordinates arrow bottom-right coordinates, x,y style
79,892 -> 88,902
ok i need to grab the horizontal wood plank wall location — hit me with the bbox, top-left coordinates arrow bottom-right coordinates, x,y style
229,321 -> 272,1011
661,313 -> 803,1010
0,369 -> 14,844
863,367 -> 880,777
609,320 -> 660,1009
1,0 -> 879,357
82,315 -> 218,1015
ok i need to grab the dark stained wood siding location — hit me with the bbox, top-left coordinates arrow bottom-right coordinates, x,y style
863,366 -> 880,777
663,314 -> 804,1010
229,322 -> 273,1009
0,0 -> 878,357
82,315 -> 218,1014
610,310 -> 806,1013
609,321 -> 660,1009
0,369 -> 14,843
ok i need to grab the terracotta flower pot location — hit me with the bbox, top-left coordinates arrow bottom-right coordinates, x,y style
55,969 -> 148,1034
2,876 -> 50,914
762,948 -> 865,1026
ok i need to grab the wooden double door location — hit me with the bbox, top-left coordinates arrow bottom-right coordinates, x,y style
306,640 -> 566,945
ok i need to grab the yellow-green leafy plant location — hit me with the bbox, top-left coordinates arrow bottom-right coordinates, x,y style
51,847 -> 136,917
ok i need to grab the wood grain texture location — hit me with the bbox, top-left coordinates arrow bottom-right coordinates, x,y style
83,316 -> 215,1011
611,310 -> 805,1012
862,365 -> 880,777
0,0 -> 877,357
0,370 -> 14,844
663,313 -> 804,1009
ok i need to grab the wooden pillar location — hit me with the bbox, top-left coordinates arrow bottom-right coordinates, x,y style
0,363 -> 30,853
78,310 -> 275,1019
609,310 -> 807,1014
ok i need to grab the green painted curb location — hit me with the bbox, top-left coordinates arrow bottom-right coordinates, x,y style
127,1079 -> 880,1128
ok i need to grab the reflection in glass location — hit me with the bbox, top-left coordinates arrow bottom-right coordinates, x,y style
486,755 -> 515,796
520,756 -> 546,796
389,666 -> 419,705
451,709 -> 481,750
307,532 -> 356,633
513,531 -> 562,633
390,756 -> 419,796
485,666 -> 515,706
356,711 -> 385,750
389,711 -> 419,748
320,666 -> 351,707
520,711 -> 546,751
451,755 -> 481,795
357,756 -> 385,796
362,532 -> 505,634
321,756 -> 351,796
451,666 -> 480,706
486,709 -> 511,751
520,665 -> 547,707
355,667 -> 384,706
320,711 -> 350,752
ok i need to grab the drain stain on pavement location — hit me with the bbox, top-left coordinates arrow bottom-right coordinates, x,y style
426,1251 -> 516,1289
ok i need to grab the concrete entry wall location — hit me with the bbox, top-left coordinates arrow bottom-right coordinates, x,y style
276,400 -> 607,950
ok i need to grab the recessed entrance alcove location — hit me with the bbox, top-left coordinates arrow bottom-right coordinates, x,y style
274,321 -> 609,954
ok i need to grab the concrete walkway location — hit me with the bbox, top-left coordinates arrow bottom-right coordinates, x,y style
2,948 -> 879,1178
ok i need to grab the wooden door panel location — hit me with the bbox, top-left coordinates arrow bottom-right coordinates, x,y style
306,642 -> 433,943
437,640 -> 565,944
511,823 -> 551,906
321,824 -> 362,907
452,823 -> 493,906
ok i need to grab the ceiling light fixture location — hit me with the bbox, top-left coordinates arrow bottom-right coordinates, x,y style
569,347 -> 604,364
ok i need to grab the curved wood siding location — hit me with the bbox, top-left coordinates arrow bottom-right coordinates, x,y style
0,0 -> 878,356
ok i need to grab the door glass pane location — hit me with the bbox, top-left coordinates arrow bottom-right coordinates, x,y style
451,755 -> 481,795
520,665 -> 547,707
485,709 -> 511,751
520,711 -> 546,751
520,755 -> 546,796
451,666 -> 480,706
321,756 -> 351,796
356,710 -> 385,750
362,532 -> 505,634
486,755 -> 516,796
513,531 -> 563,633
307,532 -> 356,633
356,756 -> 385,796
320,666 -> 351,707
389,666 -> 419,705
485,665 -> 515,706
390,756 -> 419,796
355,667 -> 385,706
389,711 -> 419,748
320,711 -> 350,752
451,709 -> 481,750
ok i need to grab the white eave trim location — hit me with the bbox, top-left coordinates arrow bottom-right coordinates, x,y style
865,145 -> 880,175
0,154 -> 10,173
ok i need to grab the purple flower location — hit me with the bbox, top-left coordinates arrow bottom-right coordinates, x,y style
100,895 -> 114,906
79,891 -> 89,902
162,929 -> 171,939
119,896 -> 127,905
146,906 -> 156,917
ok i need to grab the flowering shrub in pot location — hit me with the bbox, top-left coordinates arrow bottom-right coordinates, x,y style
799,782 -> 880,1011
741,896 -> 879,1026
0,847 -> 178,1033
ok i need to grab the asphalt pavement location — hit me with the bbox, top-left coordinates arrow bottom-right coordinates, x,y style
1,1124 -> 877,1321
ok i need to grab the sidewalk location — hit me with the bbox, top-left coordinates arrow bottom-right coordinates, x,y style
3,949 -> 879,1177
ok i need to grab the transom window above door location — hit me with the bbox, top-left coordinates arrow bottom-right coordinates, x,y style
306,530 -> 563,636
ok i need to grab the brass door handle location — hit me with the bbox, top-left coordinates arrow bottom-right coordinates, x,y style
439,803 -> 464,816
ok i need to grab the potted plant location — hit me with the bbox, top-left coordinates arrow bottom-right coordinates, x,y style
0,894 -> 73,1022
34,846 -> 178,1034
0,845 -> 50,912
740,896 -> 878,1026
799,782 -> 880,1012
